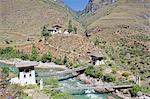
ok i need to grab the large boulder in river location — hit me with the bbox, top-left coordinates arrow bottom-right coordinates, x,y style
77,74 -> 93,84
94,86 -> 114,93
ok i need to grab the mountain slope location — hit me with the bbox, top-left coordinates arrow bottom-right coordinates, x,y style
81,0 -> 150,80
16,34 -> 99,62
0,0 -> 84,46
80,0 -> 117,26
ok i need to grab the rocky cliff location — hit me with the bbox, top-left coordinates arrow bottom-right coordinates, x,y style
82,0 -> 116,14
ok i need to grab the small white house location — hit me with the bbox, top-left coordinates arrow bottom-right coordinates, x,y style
48,25 -> 62,35
90,52 -> 105,66
63,29 -> 69,34
11,61 -> 38,85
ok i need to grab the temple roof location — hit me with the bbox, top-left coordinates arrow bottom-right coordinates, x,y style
15,61 -> 39,68
90,51 -> 103,57
52,25 -> 62,28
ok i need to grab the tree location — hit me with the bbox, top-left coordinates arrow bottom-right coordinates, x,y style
41,54 -> 48,63
20,53 -> 29,60
73,27 -> 77,34
85,66 -> 96,77
0,67 -> 10,88
41,25 -> 51,40
47,52 -> 52,62
95,71 -> 103,79
1,67 -> 9,79
103,74 -> 116,82
94,38 -> 100,46
54,58 -> 62,65
63,56 -> 67,65
130,85 -> 141,97
68,20 -> 73,33
30,45 -> 39,61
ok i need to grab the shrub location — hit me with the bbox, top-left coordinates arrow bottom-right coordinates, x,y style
72,63 -> 81,68
85,66 -> 104,79
54,58 -> 62,65
20,54 -> 29,60
63,56 -> 68,65
29,45 -> 39,61
44,78 -> 58,88
42,88 -> 72,99
66,62 -> 73,68
41,54 -> 47,63
128,80 -> 135,84
1,66 -> 9,80
0,47 -> 13,54
47,52 -> 52,62
84,66 -> 96,77
122,72 -> 129,78
52,93 -> 73,99
103,74 -> 116,82
129,85 -> 141,97
141,86 -> 150,95
0,47 -> 22,59
111,68 -> 117,74
9,84 -> 28,98
94,38 -> 100,46
95,71 -> 103,79
39,52 -> 52,63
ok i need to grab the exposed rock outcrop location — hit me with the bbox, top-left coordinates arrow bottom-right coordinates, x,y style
82,0 -> 116,14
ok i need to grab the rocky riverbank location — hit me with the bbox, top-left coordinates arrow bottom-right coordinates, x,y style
1,59 -> 149,99
77,74 -> 131,99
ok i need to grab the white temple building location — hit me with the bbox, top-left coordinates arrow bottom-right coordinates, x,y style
90,52 -> 105,66
10,61 -> 39,85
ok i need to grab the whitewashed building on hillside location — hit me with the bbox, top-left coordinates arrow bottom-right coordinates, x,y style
48,25 -> 62,35
90,52 -> 105,66
10,61 -> 39,85
63,29 -> 69,34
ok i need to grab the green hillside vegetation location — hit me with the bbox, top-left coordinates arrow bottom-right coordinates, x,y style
79,0 -> 150,87
0,0 -> 150,96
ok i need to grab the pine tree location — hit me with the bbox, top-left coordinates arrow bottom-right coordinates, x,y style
73,27 -> 77,34
41,25 -> 51,40
68,20 -> 73,33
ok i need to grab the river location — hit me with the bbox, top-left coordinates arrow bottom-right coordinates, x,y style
0,62 -> 119,99
59,78 -> 111,99
36,68 -> 119,99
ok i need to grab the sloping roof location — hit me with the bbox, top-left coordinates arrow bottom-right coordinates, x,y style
52,25 -> 62,28
15,61 -> 39,68
90,51 -> 103,57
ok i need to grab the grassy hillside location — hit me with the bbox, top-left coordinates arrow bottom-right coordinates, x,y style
81,0 -> 150,82
16,34 -> 99,63
0,0 -> 149,78
0,0 -> 84,46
